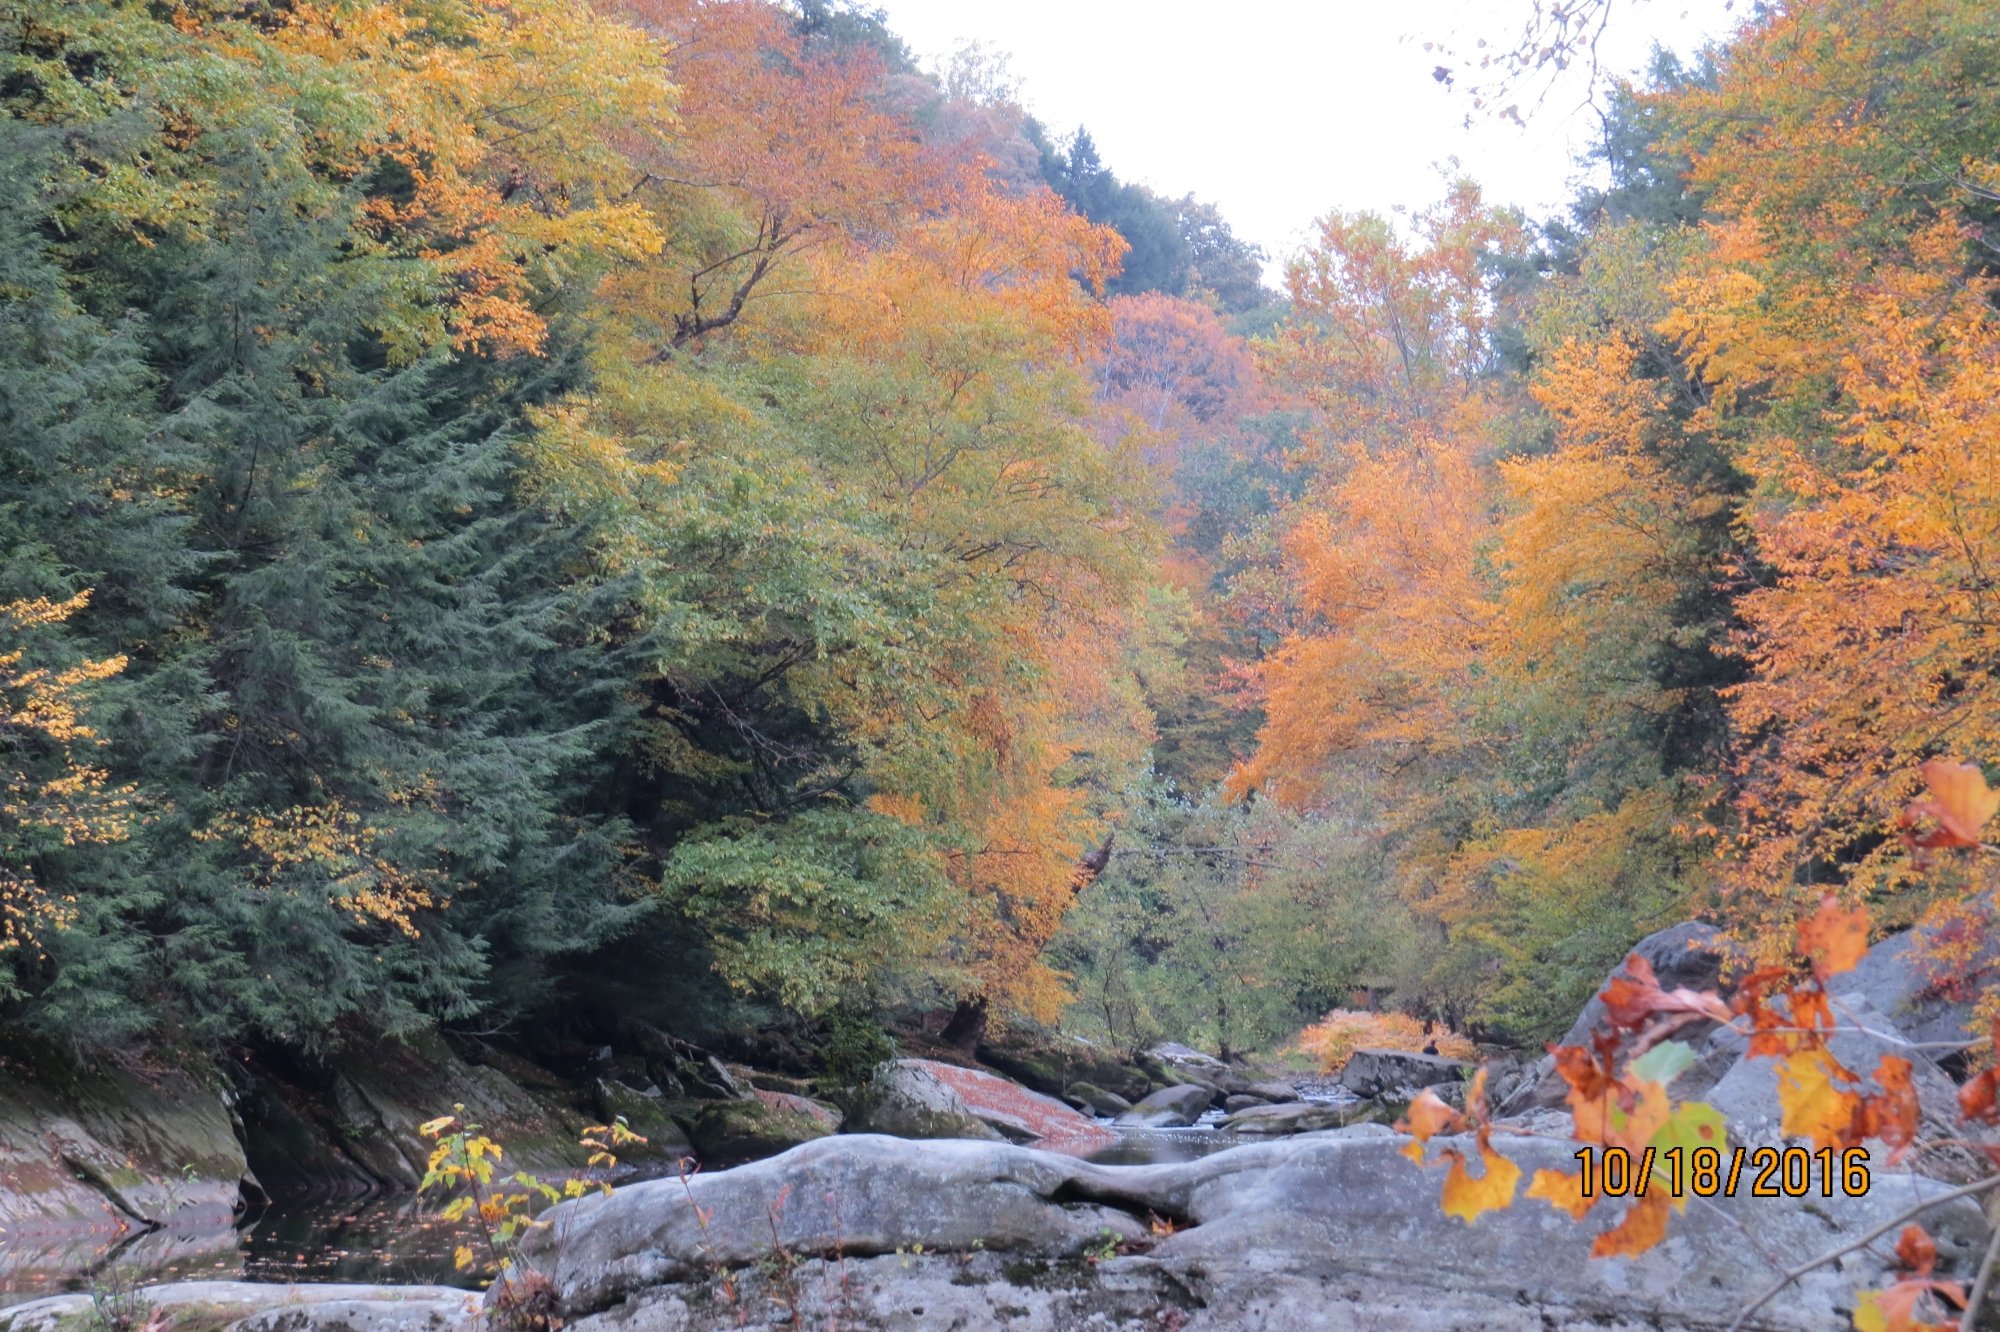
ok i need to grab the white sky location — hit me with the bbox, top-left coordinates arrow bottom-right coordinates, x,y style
875,0 -> 1747,268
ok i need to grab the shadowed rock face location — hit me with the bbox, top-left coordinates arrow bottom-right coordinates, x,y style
512,1132 -> 1988,1332
0,1040 -> 251,1237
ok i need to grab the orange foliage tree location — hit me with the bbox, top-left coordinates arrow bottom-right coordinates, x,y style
0,594 -> 134,965
1637,0 -> 2000,953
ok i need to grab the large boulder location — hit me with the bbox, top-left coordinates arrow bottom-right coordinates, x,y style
1114,1084 -> 1215,1128
1699,989 -> 1997,1175
1500,922 -> 1729,1116
846,1059 -> 1113,1151
1337,1048 -> 1472,1098
232,1032 -> 593,1200
1559,922 -> 1728,1050
1063,1081 -> 1132,1116
0,1034 -> 253,1237
1145,1041 -> 1225,1069
687,1098 -> 832,1167
1497,921 -> 1999,1165
976,1027 -> 1157,1103
514,1132 -> 1988,1331
843,1060 -> 1005,1142
1831,923 -> 1982,1051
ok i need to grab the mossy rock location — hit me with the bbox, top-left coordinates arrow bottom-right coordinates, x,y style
593,1078 -> 694,1164
687,1099 -> 831,1167
976,1032 -> 1155,1103
0,1028 -> 251,1232
1062,1082 -> 1132,1116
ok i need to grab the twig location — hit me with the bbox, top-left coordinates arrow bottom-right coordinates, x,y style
1727,1175 -> 2000,1332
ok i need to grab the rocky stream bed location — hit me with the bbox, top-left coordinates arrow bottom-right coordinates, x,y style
1,920 -> 1993,1329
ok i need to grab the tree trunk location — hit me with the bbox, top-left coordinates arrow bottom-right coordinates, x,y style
940,995 -> 988,1053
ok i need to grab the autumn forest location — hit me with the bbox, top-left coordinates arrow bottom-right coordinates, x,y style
9,0 -> 2000,1318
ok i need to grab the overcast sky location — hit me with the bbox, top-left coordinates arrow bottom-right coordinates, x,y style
874,0 -> 1745,267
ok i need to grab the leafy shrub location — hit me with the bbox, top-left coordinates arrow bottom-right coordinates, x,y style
1288,1010 -> 1475,1073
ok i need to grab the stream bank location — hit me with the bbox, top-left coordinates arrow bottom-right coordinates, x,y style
2,1017 -> 1369,1306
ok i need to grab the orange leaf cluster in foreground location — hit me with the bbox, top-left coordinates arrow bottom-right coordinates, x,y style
1394,779 -> 1997,1331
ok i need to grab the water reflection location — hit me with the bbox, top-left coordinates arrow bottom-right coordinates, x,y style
1082,1128 -> 1248,1165
0,1196 -> 486,1308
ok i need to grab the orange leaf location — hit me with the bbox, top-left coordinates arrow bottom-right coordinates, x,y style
1734,967 -> 1806,1057
1464,1066 -> 1491,1123
1895,1224 -> 1937,1278
1853,1280 -> 1965,1332
1551,1039 -> 1617,1103
1791,986 -> 1835,1034
1859,1055 -> 1919,1162
1604,1073 -> 1673,1154
1590,1189 -> 1670,1258
1395,1087 -> 1467,1146
1797,894 -> 1869,981
1438,1138 -> 1521,1224
1525,1167 -> 1596,1220
1900,759 -> 2000,852
1959,1068 -> 2000,1125
1776,1046 -> 1863,1149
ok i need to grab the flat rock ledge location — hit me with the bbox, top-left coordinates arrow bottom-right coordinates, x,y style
516,1132 -> 1984,1331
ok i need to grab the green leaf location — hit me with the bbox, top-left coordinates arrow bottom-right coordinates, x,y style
1627,1040 -> 1698,1088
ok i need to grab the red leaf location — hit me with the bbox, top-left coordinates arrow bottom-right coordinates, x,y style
1598,953 -> 1733,1032
1859,1055 -> 1919,1162
1895,1224 -> 1937,1278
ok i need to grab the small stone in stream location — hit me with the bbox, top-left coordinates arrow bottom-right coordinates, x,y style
1061,1081 -> 1131,1116
1114,1083 -> 1215,1128
1223,1101 -> 1373,1135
